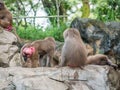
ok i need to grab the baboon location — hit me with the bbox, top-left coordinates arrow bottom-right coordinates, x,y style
21,37 -> 56,68
59,28 -> 88,68
86,54 -> 117,68
0,0 -> 12,31
0,0 -> 21,43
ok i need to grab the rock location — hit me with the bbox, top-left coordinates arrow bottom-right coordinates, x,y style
70,17 -> 109,43
0,29 -> 22,67
0,68 -> 15,90
106,22 -> 120,31
70,18 -> 120,65
0,65 -> 119,90
99,24 -> 120,67
14,76 -> 68,90
49,65 -> 110,90
108,67 -> 120,90
105,21 -> 120,48
104,22 -> 120,64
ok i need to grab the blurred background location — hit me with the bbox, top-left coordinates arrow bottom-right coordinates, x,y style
4,0 -> 120,41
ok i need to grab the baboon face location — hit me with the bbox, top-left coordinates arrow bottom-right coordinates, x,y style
0,11 -> 12,29
0,1 -> 12,31
0,17 -> 11,28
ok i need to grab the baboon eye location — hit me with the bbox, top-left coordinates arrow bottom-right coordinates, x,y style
0,16 -> 5,19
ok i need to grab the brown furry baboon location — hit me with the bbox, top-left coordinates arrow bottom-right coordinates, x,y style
0,0 -> 22,43
86,54 -> 117,68
21,37 -> 56,68
59,28 -> 88,68
0,0 -> 12,30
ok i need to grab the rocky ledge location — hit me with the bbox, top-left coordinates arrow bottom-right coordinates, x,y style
0,65 -> 119,90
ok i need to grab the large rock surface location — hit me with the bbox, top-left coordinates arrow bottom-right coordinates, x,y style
0,65 -> 119,90
0,29 -> 22,67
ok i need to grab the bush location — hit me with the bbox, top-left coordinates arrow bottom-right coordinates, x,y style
16,23 -> 68,42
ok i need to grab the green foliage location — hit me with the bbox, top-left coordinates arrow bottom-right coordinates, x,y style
4,0 -> 16,4
17,23 -> 68,42
91,0 -> 120,21
3,0 -> 120,42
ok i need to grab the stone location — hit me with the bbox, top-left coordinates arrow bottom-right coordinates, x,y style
0,65 -> 119,90
0,29 -> 22,67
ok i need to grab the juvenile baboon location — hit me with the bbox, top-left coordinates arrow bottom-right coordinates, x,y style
0,0 -> 21,43
0,0 -> 12,30
86,54 -> 117,68
59,28 -> 88,68
21,37 -> 56,68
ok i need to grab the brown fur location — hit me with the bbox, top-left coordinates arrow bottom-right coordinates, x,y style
0,1 -> 12,28
0,1 -> 22,43
59,28 -> 87,68
21,37 -> 56,68
86,54 -> 117,68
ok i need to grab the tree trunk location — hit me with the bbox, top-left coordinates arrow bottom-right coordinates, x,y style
81,0 -> 90,18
